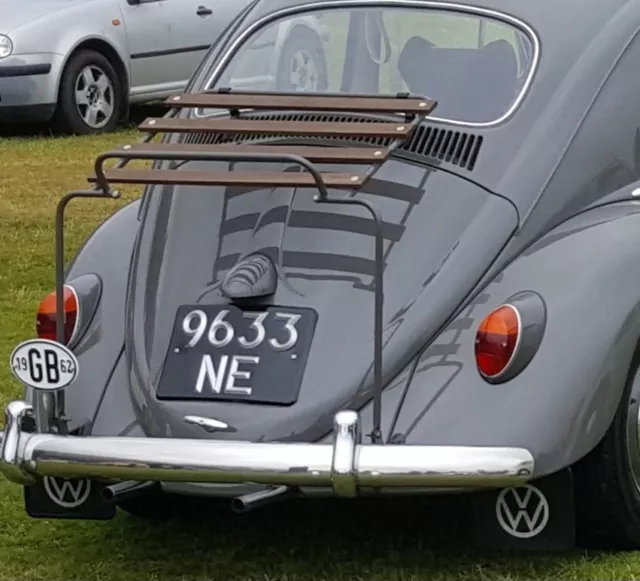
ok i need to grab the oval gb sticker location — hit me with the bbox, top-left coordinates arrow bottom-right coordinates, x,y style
9,339 -> 79,391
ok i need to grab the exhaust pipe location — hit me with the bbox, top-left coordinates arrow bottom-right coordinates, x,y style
102,480 -> 160,503
231,485 -> 297,514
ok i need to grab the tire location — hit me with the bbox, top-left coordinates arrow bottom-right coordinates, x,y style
275,27 -> 328,92
573,352 -> 640,549
52,49 -> 123,135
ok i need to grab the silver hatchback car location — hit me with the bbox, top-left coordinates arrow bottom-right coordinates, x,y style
0,0 -> 328,134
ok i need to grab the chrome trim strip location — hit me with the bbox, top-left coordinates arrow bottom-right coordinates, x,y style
65,284 -> 81,347
1,401 -> 535,493
197,0 -> 541,128
183,415 -> 232,432
161,481 -> 478,497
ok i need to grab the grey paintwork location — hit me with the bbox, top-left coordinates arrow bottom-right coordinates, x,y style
46,0 -> 640,484
0,0 -> 325,122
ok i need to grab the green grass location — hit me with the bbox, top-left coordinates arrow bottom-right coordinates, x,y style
0,117 -> 639,578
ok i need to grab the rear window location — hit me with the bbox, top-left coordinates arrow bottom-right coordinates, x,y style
205,6 -> 537,125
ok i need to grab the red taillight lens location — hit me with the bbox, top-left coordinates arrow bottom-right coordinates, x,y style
36,286 -> 79,345
475,304 -> 521,379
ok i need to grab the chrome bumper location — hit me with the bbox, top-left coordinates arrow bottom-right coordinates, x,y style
1,401 -> 535,495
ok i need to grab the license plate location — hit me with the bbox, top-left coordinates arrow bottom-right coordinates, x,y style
156,304 -> 318,405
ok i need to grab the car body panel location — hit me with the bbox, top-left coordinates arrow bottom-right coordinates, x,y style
117,0 -> 228,99
351,199 -> 640,478
0,53 -> 64,112
122,162 -> 517,441
40,200 -> 142,434
90,347 -> 145,438
0,0 -> 90,33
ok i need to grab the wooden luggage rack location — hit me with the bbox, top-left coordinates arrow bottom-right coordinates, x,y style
50,90 -> 437,441
87,90 -> 437,193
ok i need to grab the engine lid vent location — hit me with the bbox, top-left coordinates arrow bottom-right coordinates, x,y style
182,112 -> 484,171
403,125 -> 483,171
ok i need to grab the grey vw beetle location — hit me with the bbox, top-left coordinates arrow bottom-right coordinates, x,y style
4,0 -> 640,553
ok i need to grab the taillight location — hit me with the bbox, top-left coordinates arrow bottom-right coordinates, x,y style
474,292 -> 547,383
36,285 -> 79,345
475,304 -> 521,380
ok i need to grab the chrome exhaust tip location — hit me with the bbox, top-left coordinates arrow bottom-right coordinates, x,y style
231,485 -> 297,513
101,480 -> 160,503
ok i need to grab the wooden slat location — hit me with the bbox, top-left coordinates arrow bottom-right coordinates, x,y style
88,168 -> 366,188
112,142 -> 390,163
166,92 -> 437,115
139,117 -> 413,138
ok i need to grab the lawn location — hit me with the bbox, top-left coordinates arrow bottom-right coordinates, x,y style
2,122 -> 640,580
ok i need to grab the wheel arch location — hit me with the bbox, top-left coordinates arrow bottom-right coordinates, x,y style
571,299 -> 640,465
570,326 -> 640,549
57,37 -> 130,120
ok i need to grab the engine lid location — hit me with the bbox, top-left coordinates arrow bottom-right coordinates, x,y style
125,155 -> 518,441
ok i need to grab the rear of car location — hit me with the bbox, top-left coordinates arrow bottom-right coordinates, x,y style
1,0 -> 537,509
7,0 -> 640,555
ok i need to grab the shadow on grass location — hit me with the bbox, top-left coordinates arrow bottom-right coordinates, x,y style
0,103 -> 168,139
80,494 -> 595,579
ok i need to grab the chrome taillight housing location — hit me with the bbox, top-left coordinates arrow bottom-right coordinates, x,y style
35,274 -> 102,348
475,291 -> 547,383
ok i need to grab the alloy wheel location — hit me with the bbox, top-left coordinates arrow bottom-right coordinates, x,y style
289,49 -> 319,92
74,65 -> 115,129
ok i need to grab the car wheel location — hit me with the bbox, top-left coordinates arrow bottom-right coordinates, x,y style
52,49 -> 122,135
573,353 -> 640,549
276,27 -> 328,92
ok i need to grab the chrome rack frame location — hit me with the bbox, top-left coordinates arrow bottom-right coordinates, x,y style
47,90 -> 437,443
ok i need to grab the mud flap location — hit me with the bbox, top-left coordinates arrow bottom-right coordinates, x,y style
24,476 -> 116,520
469,468 -> 575,551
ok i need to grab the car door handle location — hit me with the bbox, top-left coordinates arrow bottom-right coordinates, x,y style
196,5 -> 212,16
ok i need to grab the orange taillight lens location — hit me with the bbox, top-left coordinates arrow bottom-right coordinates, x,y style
36,286 -> 79,345
474,304 -> 521,379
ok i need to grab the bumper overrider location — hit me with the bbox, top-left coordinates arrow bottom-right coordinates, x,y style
0,400 -> 535,496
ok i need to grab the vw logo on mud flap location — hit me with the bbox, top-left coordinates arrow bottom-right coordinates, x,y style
43,476 -> 91,508
495,484 -> 550,539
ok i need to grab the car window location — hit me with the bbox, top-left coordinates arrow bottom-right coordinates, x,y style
206,7 -> 536,125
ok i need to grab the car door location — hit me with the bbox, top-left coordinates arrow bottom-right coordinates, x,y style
162,0 -> 254,85
118,0 -> 179,95
119,0 -> 251,98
